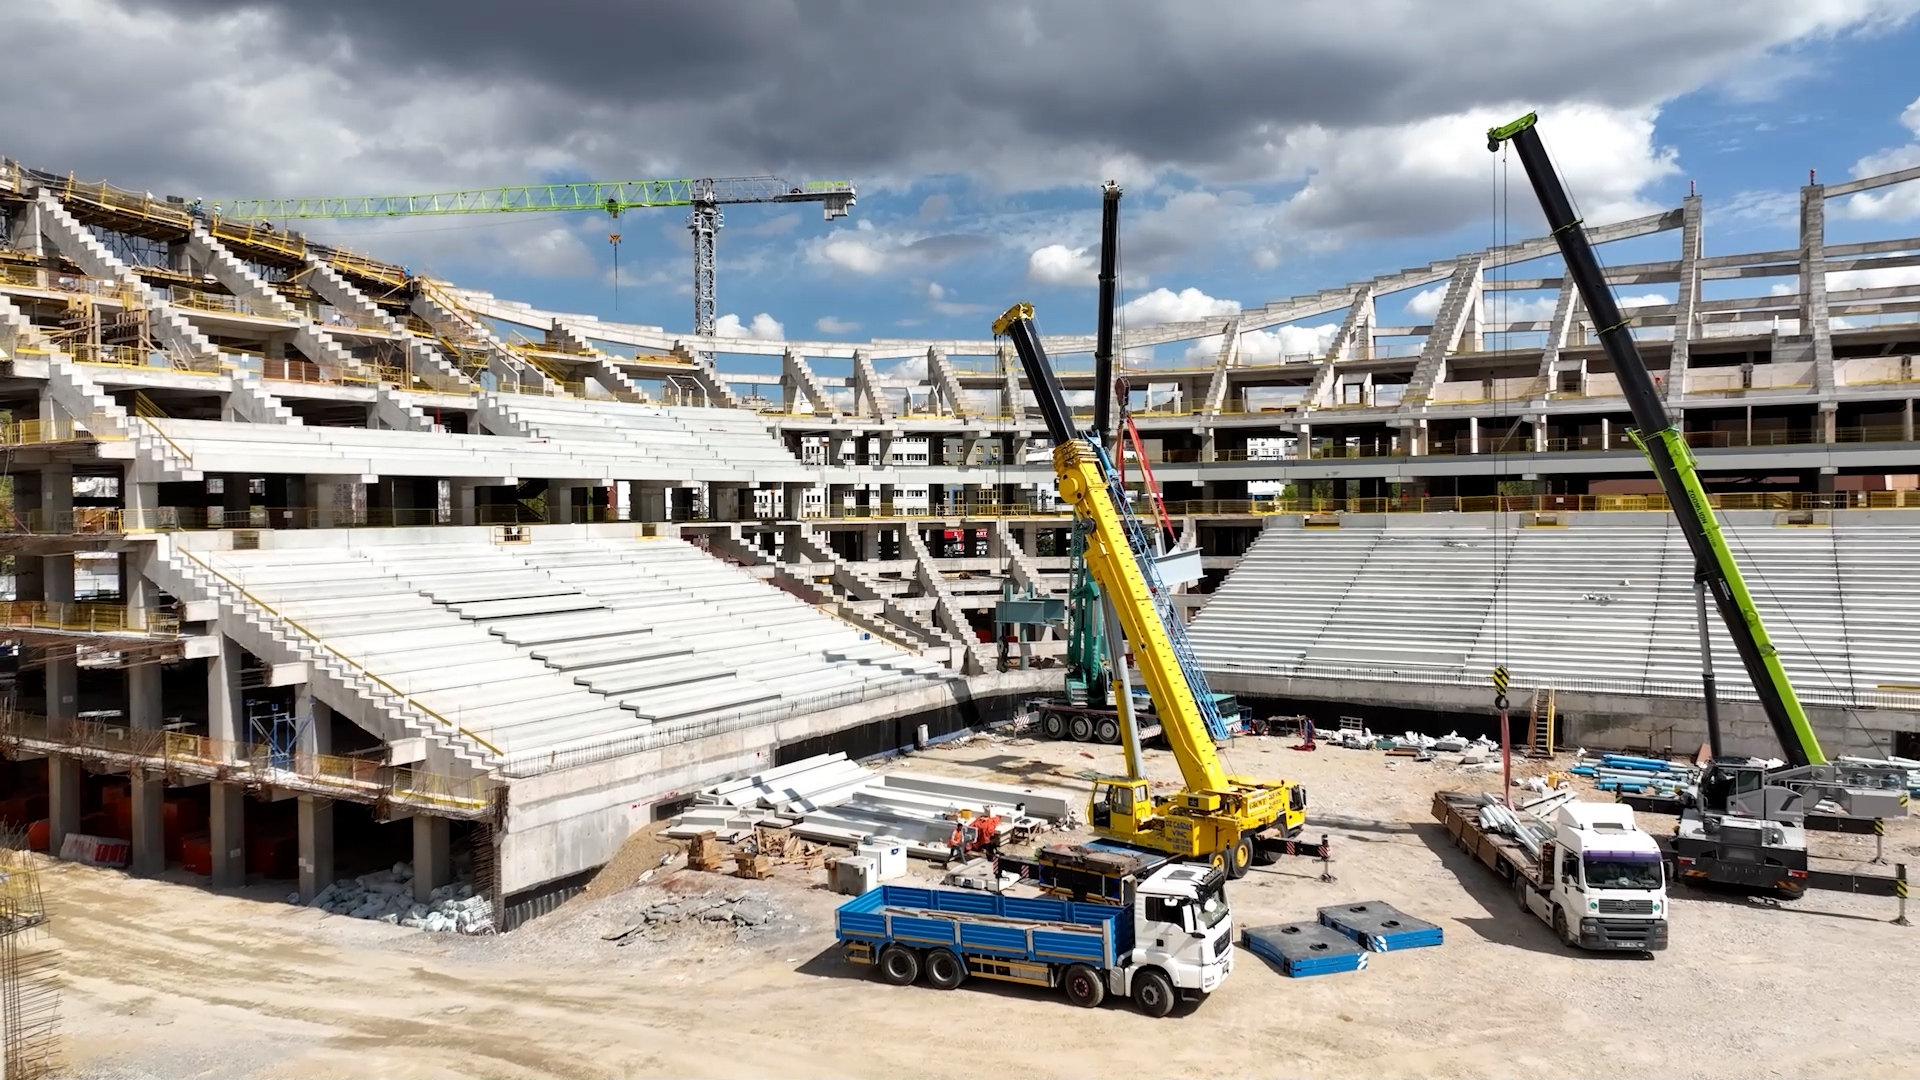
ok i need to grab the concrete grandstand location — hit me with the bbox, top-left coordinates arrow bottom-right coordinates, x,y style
2,155 -> 1918,917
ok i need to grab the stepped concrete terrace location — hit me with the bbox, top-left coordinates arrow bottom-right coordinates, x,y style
1188,510 -> 1920,758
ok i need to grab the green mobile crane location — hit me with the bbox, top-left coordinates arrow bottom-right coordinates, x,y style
1488,114 -> 1908,902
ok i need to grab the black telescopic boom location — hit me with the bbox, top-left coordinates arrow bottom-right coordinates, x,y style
1092,181 -> 1123,439
998,307 -> 1078,447
1490,113 -> 1822,768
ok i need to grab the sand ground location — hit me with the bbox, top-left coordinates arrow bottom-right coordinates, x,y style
48,732 -> 1920,1079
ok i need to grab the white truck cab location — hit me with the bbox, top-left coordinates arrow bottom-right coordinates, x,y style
1115,864 -> 1234,1001
1535,802 -> 1670,951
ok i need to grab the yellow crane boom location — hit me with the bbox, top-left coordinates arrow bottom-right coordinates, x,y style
994,304 -> 1305,877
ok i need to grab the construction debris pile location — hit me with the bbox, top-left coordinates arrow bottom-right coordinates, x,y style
666,753 -> 1078,861
303,862 -> 493,934
1568,753 -> 1698,796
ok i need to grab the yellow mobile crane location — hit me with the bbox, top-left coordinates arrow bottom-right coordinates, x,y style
993,304 -> 1307,877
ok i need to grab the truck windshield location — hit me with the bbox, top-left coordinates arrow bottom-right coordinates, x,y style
1192,883 -> 1229,930
1584,854 -> 1663,890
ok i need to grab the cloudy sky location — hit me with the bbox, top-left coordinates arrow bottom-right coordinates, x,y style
11,0 -> 1920,360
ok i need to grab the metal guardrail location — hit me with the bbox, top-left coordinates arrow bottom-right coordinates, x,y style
0,710 -> 493,814
0,602 -> 180,636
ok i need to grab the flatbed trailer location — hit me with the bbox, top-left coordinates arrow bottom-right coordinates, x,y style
1432,791 -> 1670,952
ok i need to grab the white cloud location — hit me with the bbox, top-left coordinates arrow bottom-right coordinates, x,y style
1182,322 -> 1338,363
1027,244 -> 1097,287
1404,286 -> 1446,319
1619,292 -> 1671,308
1837,96 -> 1920,220
815,315 -> 861,334
926,281 -> 947,300
816,238 -> 890,275
1273,104 -> 1681,240
1119,287 -> 1240,325
714,312 -> 785,339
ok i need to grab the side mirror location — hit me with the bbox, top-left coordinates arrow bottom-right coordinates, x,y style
1190,931 -> 1206,939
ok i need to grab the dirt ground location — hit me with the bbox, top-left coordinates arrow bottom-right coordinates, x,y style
47,731 -> 1920,1079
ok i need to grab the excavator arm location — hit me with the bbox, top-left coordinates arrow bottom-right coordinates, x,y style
1487,113 -> 1826,768
994,305 -> 1231,794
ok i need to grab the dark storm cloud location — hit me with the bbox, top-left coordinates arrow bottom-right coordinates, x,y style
101,0 -> 1920,185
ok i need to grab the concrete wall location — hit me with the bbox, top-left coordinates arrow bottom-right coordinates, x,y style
1208,670 -> 1918,760
496,669 -> 1053,894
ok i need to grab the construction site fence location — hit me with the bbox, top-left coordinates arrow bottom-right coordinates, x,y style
0,602 -> 180,637
5,489 -> 1920,539
0,710 -> 496,815
1203,659 -> 1920,714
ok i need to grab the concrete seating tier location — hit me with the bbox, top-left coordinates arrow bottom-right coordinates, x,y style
182,533 -> 953,769
1189,518 -> 1920,704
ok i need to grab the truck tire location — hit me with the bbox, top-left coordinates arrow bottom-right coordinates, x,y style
1551,906 -> 1573,947
1252,843 -> 1278,867
878,944 -> 920,986
1094,717 -> 1121,744
924,948 -> 967,990
1068,715 -> 1094,742
1130,968 -> 1176,1018
1511,871 -> 1528,910
1041,712 -> 1066,740
1061,963 -> 1106,1008
1226,835 -> 1253,879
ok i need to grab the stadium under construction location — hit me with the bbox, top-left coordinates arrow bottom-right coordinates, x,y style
1,154 -> 1917,919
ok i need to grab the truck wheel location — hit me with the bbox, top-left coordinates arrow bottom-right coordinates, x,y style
878,944 -> 920,986
1130,968 -> 1176,1018
1226,835 -> 1253,879
1551,907 -> 1573,947
1041,712 -> 1066,739
924,948 -> 967,990
1252,843 -> 1279,867
1068,716 -> 1094,742
1062,963 -> 1106,1008
1511,872 -> 1528,910
1094,717 -> 1121,744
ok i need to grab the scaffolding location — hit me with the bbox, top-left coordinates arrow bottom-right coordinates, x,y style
0,831 -> 57,1080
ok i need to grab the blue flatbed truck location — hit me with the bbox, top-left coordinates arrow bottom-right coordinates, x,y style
834,862 -> 1234,1017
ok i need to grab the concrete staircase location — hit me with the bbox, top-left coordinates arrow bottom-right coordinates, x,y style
32,192 -> 223,368
152,545 -> 496,774
303,256 -> 393,327
782,349 -> 836,416
702,528 -> 936,655
412,284 -> 548,391
44,354 -> 200,479
1404,255 -> 1485,405
853,350 -> 891,419
1201,319 -> 1239,415
671,342 -> 742,408
186,226 -> 299,318
902,526 -> 983,671
993,521 -> 1053,596
225,371 -> 301,425
926,347 -> 969,417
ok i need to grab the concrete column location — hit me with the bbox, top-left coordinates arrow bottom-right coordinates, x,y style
41,464 -> 72,532
209,781 -> 245,887
128,658 -> 165,876
1468,416 -> 1481,455
297,796 -> 335,902
413,814 -> 451,902
47,754 -> 83,857
1819,402 -> 1838,443
450,481 -> 479,527
1904,399 -> 1914,442
208,634 -> 242,750
546,483 -> 580,524
1294,424 -> 1312,461
221,473 -> 251,529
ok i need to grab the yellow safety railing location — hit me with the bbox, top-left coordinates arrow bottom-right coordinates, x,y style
0,601 -> 180,636
1,710 -> 493,813
208,217 -> 306,260
57,175 -> 194,229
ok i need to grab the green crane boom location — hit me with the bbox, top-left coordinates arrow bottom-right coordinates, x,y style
220,176 -> 855,339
